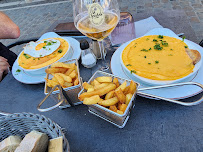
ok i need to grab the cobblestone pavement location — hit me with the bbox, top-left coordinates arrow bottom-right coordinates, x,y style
0,0 -> 202,55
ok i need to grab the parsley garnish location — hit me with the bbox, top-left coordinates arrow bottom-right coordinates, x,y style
144,56 -> 146,58
149,48 -> 152,50
58,49 -> 62,53
44,41 -> 47,43
185,46 -> 188,48
158,35 -> 164,39
155,60 -> 159,64
126,64 -> 132,66
154,44 -> 163,50
182,36 -> 186,41
33,58 -> 36,60
168,54 -> 173,56
38,58 -> 40,60
146,38 -> 149,41
131,70 -> 136,74
153,39 -> 158,42
134,46 -> 136,47
148,63 -> 151,65
141,49 -> 148,52
43,46 -> 46,49
23,53 -> 30,59
161,41 -> 168,46
46,42 -> 52,46
16,69 -> 21,72
39,55 -> 42,57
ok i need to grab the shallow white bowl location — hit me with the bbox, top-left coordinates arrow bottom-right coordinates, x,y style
17,35 -> 73,75
120,28 -> 202,86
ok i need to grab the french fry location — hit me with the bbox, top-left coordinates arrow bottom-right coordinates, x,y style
83,82 -> 94,90
65,68 -> 74,76
79,84 -> 116,101
54,74 -> 64,86
123,86 -> 130,95
95,76 -> 112,83
74,78 -> 79,86
127,80 -> 137,94
94,83 -> 109,90
83,95 -> 101,105
93,79 -> 101,86
116,110 -> 124,115
113,78 -> 119,88
87,88 -> 95,92
109,105 -> 118,112
69,70 -> 76,79
45,67 -> 67,74
115,89 -> 126,104
105,90 -> 115,100
63,82 -> 73,88
98,97 -> 119,106
51,62 -> 75,69
119,104 -> 127,113
55,73 -> 72,83
115,81 -> 127,91
117,102 -> 122,110
126,93 -> 133,105
46,79 -> 58,88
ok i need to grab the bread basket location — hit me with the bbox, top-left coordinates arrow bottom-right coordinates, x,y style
0,112 -> 70,152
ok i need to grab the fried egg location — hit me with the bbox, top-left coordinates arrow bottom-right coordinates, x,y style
23,39 -> 60,57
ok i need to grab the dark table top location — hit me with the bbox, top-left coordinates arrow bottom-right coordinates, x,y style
1,10 -> 203,151
0,49 -> 203,152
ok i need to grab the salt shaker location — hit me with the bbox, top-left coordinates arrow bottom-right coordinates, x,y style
80,39 -> 96,68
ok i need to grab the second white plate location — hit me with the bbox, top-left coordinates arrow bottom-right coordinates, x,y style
12,32 -> 81,84
111,28 -> 203,99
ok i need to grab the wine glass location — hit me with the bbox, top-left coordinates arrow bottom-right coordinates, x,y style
73,0 -> 120,71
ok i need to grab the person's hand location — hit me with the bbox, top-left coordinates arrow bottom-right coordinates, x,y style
0,56 -> 10,81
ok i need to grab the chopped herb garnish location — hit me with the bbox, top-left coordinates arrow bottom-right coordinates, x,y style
185,46 -> 188,48
33,58 -> 36,60
52,41 -> 56,43
149,48 -> 152,50
46,42 -> 52,46
154,44 -> 163,50
155,60 -> 159,64
141,49 -> 148,52
58,49 -> 62,53
168,54 -> 173,56
182,36 -> 186,41
153,39 -> 158,42
126,64 -> 132,66
144,56 -> 147,58
43,46 -> 46,49
38,58 -> 40,60
148,63 -> 151,65
39,55 -> 42,57
134,46 -> 136,47
170,49 -> 173,50
158,35 -> 164,39
131,70 -> 136,74
146,38 -> 149,41
16,69 -> 21,72
23,53 -> 30,59
161,41 -> 168,46
44,41 -> 47,43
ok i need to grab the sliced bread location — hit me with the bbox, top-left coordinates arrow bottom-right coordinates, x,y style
14,130 -> 48,152
185,48 -> 201,65
0,136 -> 22,152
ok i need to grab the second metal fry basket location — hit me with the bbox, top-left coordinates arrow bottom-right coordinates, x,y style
78,71 -> 139,128
38,59 -> 82,112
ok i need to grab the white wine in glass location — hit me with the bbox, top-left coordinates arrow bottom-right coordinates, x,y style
73,0 -> 120,71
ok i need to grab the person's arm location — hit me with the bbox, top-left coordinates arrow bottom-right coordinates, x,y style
0,11 -> 20,39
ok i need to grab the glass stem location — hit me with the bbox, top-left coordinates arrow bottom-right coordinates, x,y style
97,40 -> 109,71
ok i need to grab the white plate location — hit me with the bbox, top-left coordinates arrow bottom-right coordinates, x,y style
111,28 -> 203,99
12,32 -> 81,84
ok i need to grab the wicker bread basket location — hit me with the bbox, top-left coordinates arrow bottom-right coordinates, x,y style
0,112 -> 70,152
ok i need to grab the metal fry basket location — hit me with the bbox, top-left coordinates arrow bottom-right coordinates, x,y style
39,59 -> 82,112
78,71 -> 139,128
0,112 -> 70,152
